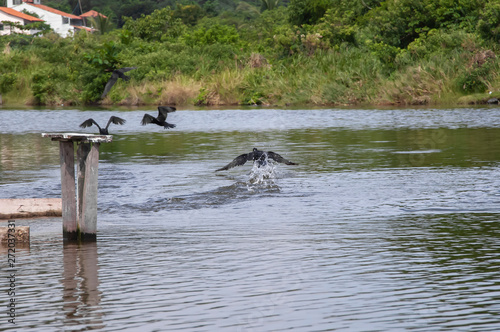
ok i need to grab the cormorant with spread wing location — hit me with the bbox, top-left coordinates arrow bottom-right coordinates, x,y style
216,148 -> 297,171
101,67 -> 137,99
141,106 -> 176,129
79,116 -> 126,135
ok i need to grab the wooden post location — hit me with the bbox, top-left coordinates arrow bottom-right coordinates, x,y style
42,133 -> 112,243
60,140 -> 77,240
77,143 -> 100,241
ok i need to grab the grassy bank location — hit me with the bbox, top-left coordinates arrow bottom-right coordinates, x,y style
1,43 -> 498,108
2,2 -> 500,108
2,38 -> 498,108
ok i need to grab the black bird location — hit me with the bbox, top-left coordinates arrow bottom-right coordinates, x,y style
79,116 -> 126,135
216,148 -> 297,171
101,67 -> 137,99
141,106 -> 176,129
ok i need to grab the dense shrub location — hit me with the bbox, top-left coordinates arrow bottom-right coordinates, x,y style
182,24 -> 240,46
122,8 -> 185,42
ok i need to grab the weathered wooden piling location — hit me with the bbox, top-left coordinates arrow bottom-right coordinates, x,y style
42,133 -> 112,242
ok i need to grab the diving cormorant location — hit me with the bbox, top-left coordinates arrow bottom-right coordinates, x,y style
216,148 -> 297,171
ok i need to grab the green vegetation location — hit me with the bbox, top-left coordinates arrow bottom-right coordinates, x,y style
2,0 -> 500,107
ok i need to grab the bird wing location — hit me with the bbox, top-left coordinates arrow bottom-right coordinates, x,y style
118,67 -> 137,73
158,106 -> 176,113
79,118 -> 98,129
215,153 -> 253,171
267,151 -> 297,165
141,113 -> 155,125
105,116 -> 126,129
157,106 -> 175,122
101,76 -> 118,99
115,67 -> 137,81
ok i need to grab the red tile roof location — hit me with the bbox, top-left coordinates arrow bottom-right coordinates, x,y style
27,3 -> 81,19
0,6 -> 44,22
73,25 -> 94,32
81,10 -> 107,18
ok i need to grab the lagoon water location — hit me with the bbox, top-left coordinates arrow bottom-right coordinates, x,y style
1,107 -> 500,331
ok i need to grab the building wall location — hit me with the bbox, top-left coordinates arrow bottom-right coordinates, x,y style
10,3 -> 75,37
0,11 -> 24,35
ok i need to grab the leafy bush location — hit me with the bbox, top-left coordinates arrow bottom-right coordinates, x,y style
287,0 -> 332,26
456,65 -> 491,93
174,4 -> 206,26
183,24 -> 240,46
122,8 -> 185,42
83,40 -> 121,71
31,67 -> 70,104
456,50 -> 497,93
311,8 -> 357,48
477,1 -> 500,42
0,73 -> 17,94
406,29 -> 479,59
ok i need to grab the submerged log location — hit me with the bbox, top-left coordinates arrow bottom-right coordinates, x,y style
0,225 -> 30,243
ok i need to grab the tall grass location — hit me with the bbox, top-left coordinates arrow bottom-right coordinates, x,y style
2,32 -> 500,107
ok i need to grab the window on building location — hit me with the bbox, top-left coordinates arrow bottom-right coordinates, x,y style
13,0 -> 22,5
62,16 -> 69,24
0,24 -> 3,31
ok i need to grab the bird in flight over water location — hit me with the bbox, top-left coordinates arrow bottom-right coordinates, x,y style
141,106 -> 177,129
79,116 -> 126,135
101,67 -> 137,99
216,148 -> 297,171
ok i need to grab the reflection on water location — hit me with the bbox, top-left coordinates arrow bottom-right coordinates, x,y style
1,107 -> 500,331
62,242 -> 103,330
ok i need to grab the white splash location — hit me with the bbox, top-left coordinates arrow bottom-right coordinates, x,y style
248,156 -> 279,185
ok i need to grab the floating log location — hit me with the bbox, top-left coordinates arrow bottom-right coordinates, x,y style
0,198 -> 62,219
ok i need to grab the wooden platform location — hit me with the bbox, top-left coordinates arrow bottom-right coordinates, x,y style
41,133 -> 112,143
0,198 -> 62,220
42,133 -> 112,242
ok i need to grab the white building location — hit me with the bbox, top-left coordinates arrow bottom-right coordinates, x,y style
0,6 -> 43,35
6,0 -> 83,37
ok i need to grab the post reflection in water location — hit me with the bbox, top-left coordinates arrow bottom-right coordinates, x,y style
62,242 -> 104,330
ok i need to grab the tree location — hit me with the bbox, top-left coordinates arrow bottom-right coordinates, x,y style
174,4 -> 205,26
261,0 -> 279,12
287,0 -> 332,26
88,14 -> 114,34
477,1 -> 500,42
122,7 -> 185,42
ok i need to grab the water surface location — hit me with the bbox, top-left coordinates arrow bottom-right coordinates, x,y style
1,107 -> 500,331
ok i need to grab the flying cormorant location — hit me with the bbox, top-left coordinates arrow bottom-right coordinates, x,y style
101,67 -> 137,99
141,106 -> 176,129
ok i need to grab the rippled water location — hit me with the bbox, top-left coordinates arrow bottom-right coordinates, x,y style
1,107 -> 500,331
